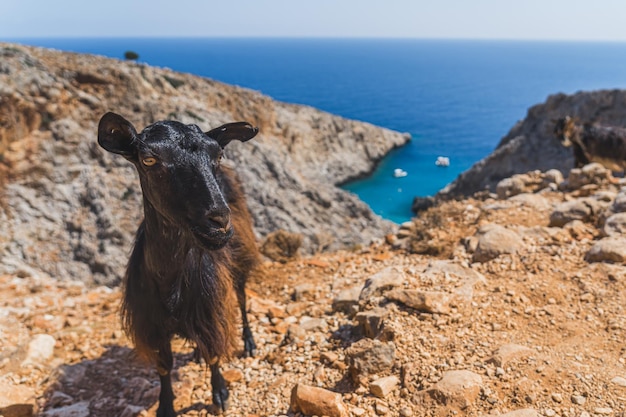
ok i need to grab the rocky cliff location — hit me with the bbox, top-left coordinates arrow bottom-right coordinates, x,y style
438,89 -> 626,198
0,43 -> 409,286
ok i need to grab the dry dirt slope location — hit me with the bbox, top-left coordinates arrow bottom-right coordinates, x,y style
1,165 -> 625,417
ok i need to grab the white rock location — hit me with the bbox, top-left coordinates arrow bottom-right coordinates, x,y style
42,401 -> 90,417
610,376 -> 626,387
22,334 -> 56,367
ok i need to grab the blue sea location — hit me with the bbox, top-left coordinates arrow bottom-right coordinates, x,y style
11,38 -> 626,222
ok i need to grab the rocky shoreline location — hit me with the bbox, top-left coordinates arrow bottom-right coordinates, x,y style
438,89 -> 626,198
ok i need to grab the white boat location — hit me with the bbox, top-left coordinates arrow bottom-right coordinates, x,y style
435,156 -> 450,167
393,168 -> 408,178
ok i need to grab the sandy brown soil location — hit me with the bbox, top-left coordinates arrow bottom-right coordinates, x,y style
1,175 -> 626,417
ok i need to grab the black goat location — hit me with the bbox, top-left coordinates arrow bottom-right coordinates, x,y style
554,116 -> 626,171
97,112 -> 261,416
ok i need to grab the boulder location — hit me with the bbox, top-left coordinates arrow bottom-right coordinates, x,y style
585,237 -> 626,263
472,224 -> 523,263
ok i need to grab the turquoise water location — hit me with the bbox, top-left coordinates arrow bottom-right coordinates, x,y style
12,38 -> 626,222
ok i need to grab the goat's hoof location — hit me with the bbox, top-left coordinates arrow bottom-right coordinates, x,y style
212,387 -> 230,412
243,339 -> 257,358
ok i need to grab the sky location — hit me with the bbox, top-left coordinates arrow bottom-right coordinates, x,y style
2,0 -> 626,41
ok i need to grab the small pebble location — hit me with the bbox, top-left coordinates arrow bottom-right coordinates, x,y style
551,393 -> 563,403
399,407 -> 413,417
375,402 -> 389,415
352,406 -> 366,416
571,394 -> 586,405
611,376 -> 626,387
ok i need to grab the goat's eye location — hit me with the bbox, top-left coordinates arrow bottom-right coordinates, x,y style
142,157 -> 157,167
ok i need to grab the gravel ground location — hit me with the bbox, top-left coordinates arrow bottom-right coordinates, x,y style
1,169 -> 626,417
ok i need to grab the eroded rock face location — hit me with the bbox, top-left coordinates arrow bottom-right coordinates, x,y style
440,90 -> 626,198
0,43 -> 409,285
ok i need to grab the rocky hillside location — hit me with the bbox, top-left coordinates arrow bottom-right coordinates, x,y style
1,162 -> 625,417
439,89 -> 626,198
0,43 -> 409,286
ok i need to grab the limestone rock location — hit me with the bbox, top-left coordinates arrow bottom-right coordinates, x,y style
542,169 -> 564,188
387,289 -> 453,314
611,376 -> 626,387
289,384 -> 348,417
585,237 -> 626,263
119,405 -> 145,417
508,193 -> 552,211
472,224 -> 522,263
355,307 -> 388,338
332,285 -> 362,314
496,175 -> 528,199
567,163 -> 612,190
487,344 -> 534,367
22,334 -> 56,367
549,198 -> 596,227
415,370 -> 483,410
602,212 -> 626,236
370,376 -> 400,399
345,339 -> 395,380
611,190 -> 626,213
359,267 -> 404,303
42,401 -> 90,417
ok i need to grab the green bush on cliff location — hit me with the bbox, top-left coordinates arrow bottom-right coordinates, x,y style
124,50 -> 139,61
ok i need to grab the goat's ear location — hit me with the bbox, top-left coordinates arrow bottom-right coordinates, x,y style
98,112 -> 139,158
206,122 -> 258,148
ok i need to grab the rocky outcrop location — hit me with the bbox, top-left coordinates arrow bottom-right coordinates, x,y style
439,89 -> 626,197
0,43 -> 409,285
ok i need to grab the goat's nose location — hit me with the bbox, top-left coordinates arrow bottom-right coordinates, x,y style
207,212 -> 231,230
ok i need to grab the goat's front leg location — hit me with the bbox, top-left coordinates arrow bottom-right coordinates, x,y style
210,361 -> 229,411
156,340 -> 176,417
235,277 -> 256,357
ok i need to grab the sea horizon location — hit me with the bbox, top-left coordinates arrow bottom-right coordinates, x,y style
9,37 -> 626,222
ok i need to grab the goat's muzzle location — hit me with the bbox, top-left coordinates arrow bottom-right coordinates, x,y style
191,214 -> 234,250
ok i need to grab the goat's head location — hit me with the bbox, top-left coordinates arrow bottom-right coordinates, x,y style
98,112 -> 258,250
553,116 -> 577,147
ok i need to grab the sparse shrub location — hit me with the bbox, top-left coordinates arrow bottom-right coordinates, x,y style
124,50 -> 139,61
